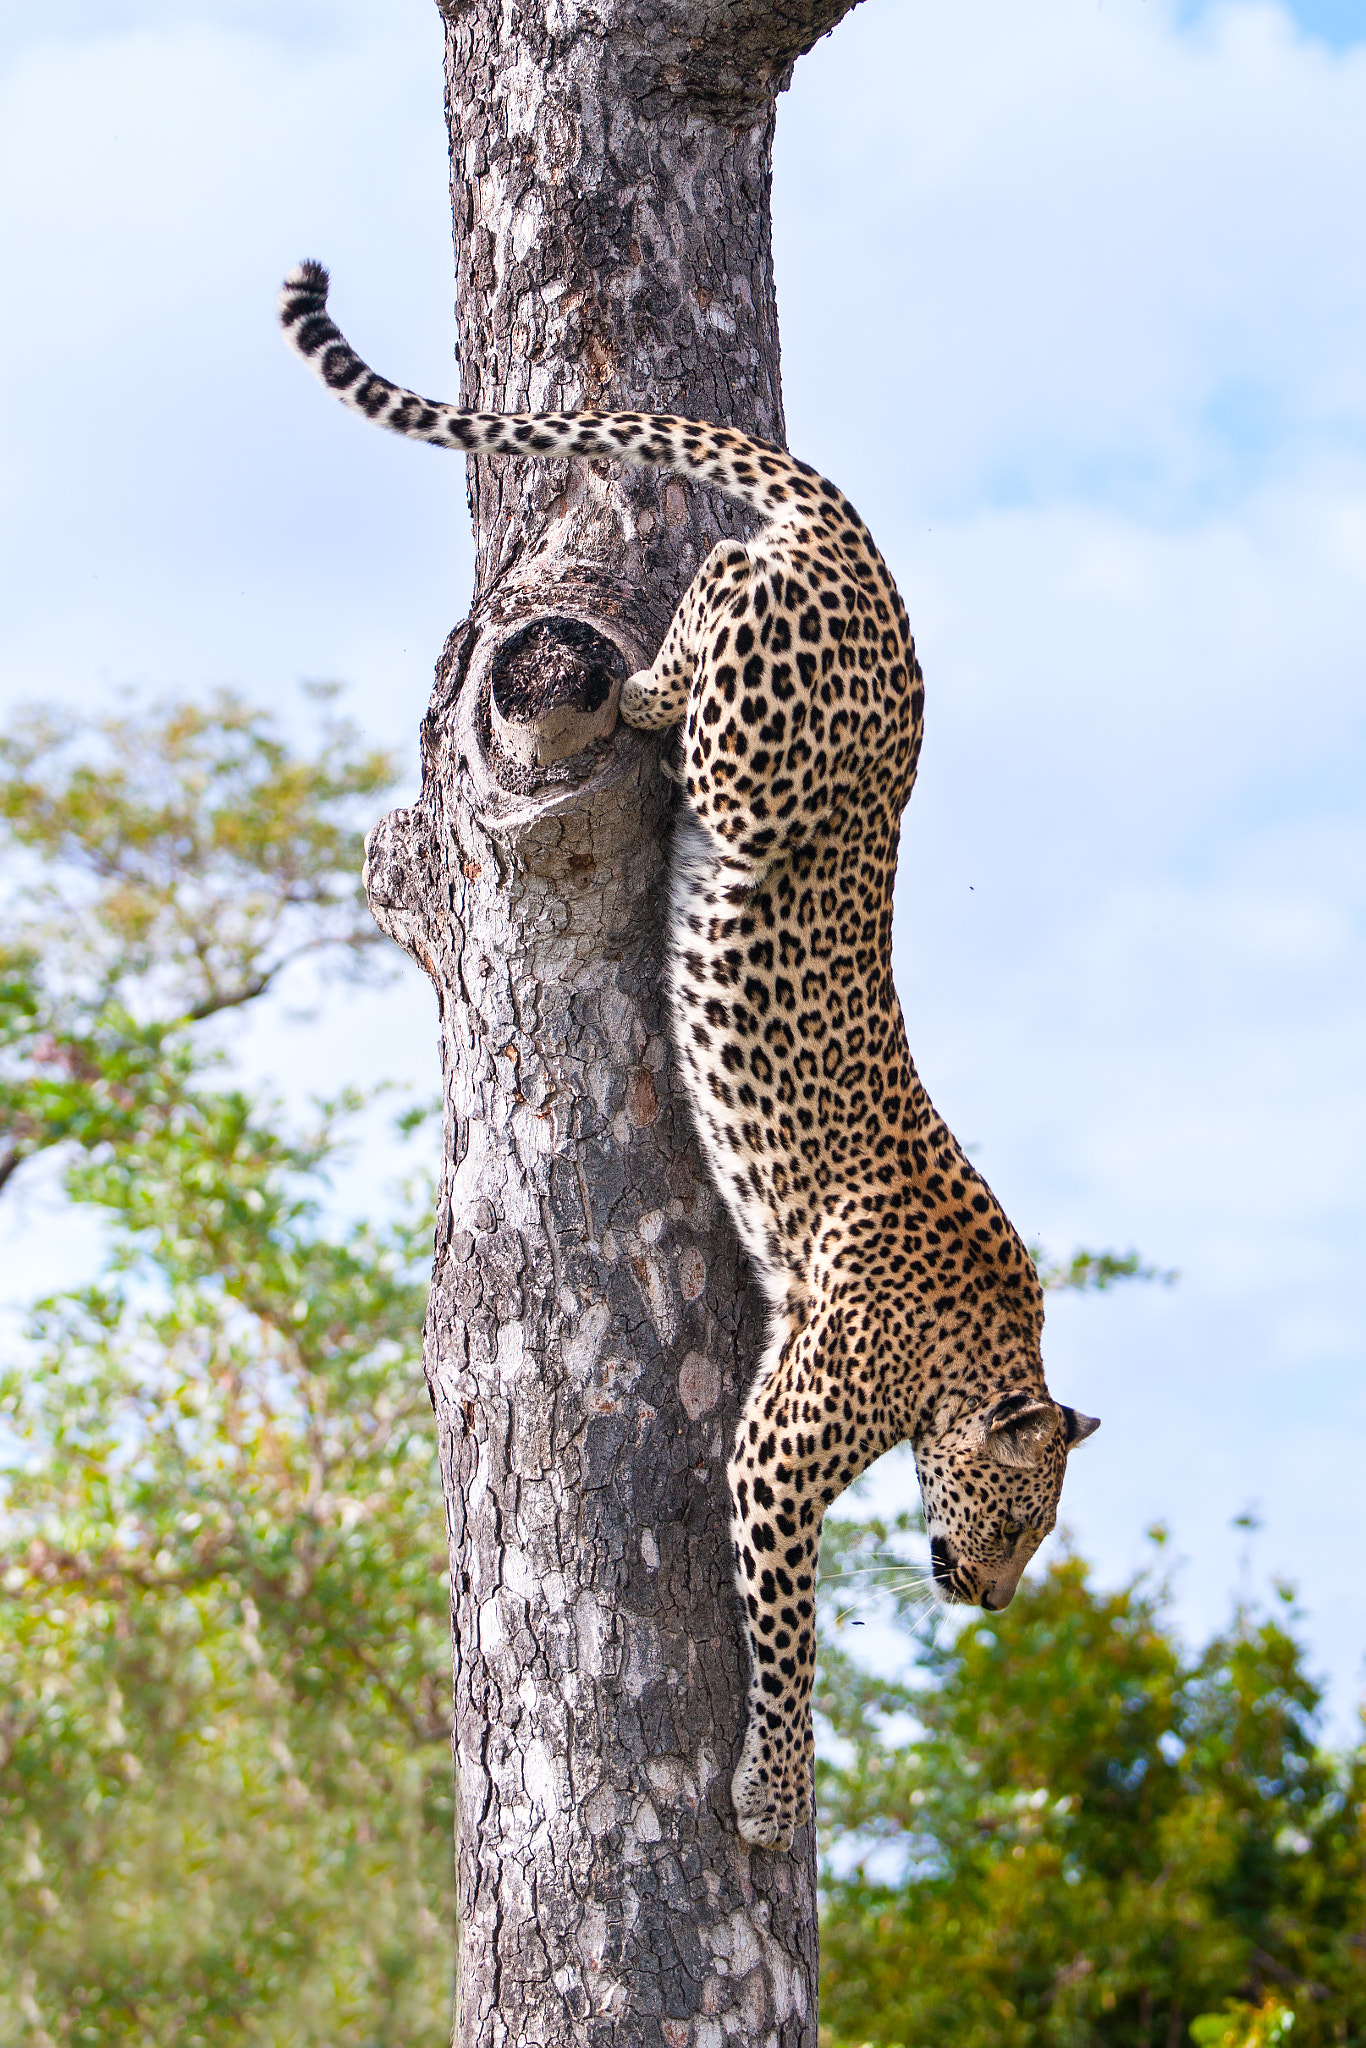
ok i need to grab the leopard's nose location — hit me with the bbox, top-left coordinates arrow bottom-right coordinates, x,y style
981,1554 -> 1031,1612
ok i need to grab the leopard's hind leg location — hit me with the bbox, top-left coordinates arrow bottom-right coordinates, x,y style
620,542 -> 739,732
623,536 -> 827,871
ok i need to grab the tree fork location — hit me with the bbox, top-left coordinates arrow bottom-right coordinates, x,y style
364,5 -> 861,2041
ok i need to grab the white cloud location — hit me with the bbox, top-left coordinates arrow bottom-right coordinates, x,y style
0,10 -> 464,747
776,0 -> 1366,518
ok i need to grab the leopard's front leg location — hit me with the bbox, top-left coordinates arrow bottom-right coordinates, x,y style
728,1314 -> 829,1849
728,1305 -> 901,1849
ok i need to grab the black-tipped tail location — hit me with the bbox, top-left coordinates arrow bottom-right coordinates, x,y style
279,258 -> 330,318
278,258 -> 421,429
279,260 -> 356,379
274,261 -> 819,517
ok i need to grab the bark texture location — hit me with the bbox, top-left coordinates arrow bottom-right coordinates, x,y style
363,5 -> 861,2041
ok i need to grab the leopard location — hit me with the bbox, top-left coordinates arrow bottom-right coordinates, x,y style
279,260 -> 1101,1852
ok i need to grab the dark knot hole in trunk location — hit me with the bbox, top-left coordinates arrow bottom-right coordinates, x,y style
491,614 -> 630,745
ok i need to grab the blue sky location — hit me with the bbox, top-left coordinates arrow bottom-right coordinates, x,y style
1,0 -> 1363,1733
1189,0 -> 1365,47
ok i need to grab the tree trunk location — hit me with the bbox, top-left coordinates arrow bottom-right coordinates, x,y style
364,6 -> 861,2041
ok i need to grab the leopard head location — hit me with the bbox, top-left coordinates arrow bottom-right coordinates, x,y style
915,1393 -> 1100,1610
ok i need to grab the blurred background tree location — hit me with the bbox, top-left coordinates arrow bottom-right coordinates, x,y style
1,695 -> 1360,2045
814,1515 -> 1366,2048
0,694 -> 452,2047
0,686 -> 392,1199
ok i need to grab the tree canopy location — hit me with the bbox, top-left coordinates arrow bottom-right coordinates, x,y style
0,687 -> 393,1199
815,1514 -> 1365,2048
0,694 -> 451,2046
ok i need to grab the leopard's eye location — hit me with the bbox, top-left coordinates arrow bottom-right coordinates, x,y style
1002,1520 -> 1024,1542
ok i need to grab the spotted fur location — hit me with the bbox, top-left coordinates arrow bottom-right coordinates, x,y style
279,262 -> 1101,1852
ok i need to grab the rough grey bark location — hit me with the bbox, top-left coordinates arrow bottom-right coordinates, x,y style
363,5 -> 862,2042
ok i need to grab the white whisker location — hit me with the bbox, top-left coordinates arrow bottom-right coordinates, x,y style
820,1557 -> 932,1584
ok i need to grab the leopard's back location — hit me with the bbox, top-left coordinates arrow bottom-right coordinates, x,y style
665,512 -> 926,1304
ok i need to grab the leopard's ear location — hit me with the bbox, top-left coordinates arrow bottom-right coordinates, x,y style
1059,1405 -> 1101,1449
983,1393 -> 1061,1470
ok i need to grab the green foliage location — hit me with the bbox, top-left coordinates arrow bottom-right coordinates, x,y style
0,696 -> 452,2045
1191,1999 -> 1298,2047
815,1521 -> 1366,2048
0,689 -> 396,1198
1032,1244 -> 1180,1293
0,1104 -> 454,2045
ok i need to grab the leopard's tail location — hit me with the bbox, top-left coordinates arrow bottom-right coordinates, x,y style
278,261 -> 827,522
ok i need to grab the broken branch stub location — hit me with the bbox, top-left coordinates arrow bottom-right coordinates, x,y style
487,617 -> 626,772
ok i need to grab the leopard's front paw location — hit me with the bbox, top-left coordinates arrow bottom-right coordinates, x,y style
735,1799 -> 794,1851
731,1723 -> 805,1852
